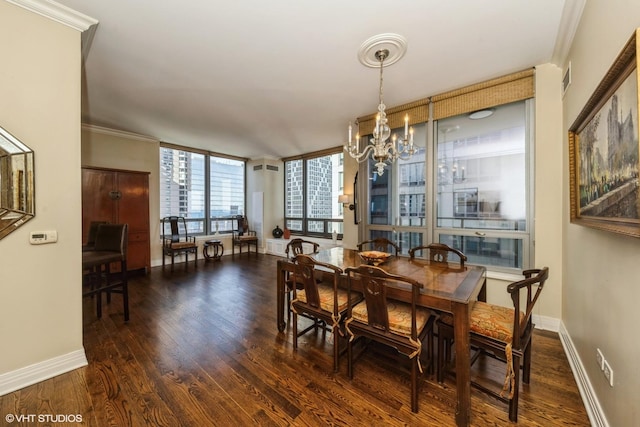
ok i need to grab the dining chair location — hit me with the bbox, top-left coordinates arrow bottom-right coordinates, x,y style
284,238 -> 320,319
437,267 -> 549,422
82,223 -> 129,321
344,264 -> 436,413
356,238 -> 400,256
408,243 -> 467,267
290,254 -> 362,373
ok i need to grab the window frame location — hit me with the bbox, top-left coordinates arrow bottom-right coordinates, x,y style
159,143 -> 247,236
360,99 -> 535,274
283,147 -> 344,239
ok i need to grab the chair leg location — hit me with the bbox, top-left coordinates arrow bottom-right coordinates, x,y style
347,335 -> 354,379
332,325 -> 340,373
292,310 -> 298,351
523,341 -> 532,384
509,353 -> 522,422
411,355 -> 419,413
121,260 -> 129,322
437,331 -> 448,382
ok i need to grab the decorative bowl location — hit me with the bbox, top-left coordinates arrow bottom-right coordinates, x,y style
359,250 -> 391,266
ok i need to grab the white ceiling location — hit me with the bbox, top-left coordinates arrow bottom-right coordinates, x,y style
53,0 -> 584,160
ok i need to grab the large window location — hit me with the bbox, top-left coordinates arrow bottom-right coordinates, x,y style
366,123 -> 428,254
363,100 -> 533,273
435,101 -> 532,271
160,145 -> 246,235
284,150 -> 344,238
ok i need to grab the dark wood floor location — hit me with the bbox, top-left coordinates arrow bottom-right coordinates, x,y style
1,254 -> 589,426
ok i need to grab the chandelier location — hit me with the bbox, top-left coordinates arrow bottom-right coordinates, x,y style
344,35 -> 415,176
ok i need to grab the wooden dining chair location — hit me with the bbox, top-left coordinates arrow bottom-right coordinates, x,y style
408,243 -> 467,267
357,238 -> 400,256
344,264 -> 436,413
161,216 -> 198,269
437,267 -> 549,422
290,254 -> 363,373
284,238 -> 320,319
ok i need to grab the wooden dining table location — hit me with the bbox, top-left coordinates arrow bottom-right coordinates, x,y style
275,247 -> 487,427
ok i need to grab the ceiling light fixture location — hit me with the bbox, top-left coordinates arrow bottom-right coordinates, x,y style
344,34 -> 414,176
468,109 -> 494,120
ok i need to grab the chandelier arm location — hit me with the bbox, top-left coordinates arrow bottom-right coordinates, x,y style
345,143 -> 375,163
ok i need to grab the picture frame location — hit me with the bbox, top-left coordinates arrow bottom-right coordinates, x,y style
568,28 -> 640,238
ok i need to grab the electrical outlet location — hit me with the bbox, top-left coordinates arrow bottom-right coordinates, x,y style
596,348 -> 604,370
603,359 -> 614,387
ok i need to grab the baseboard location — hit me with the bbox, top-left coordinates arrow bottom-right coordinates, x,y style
532,314 -> 560,332
0,349 -> 88,396
559,322 -> 610,427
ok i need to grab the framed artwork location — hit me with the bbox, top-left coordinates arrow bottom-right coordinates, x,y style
569,28 -> 640,238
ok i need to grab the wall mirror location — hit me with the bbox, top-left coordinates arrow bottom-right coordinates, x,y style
0,125 -> 34,239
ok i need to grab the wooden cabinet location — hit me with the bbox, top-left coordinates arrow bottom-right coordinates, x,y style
82,167 -> 150,273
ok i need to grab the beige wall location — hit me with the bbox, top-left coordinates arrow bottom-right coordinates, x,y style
563,2 -> 640,425
0,2 -> 84,377
81,126 -> 161,265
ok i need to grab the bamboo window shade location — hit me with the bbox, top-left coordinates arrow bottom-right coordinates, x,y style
356,99 -> 429,137
431,68 -> 534,120
355,69 -> 534,135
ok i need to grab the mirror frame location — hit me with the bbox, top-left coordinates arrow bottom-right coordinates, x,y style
0,125 -> 35,239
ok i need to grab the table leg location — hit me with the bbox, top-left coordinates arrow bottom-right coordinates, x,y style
452,301 -> 472,427
276,261 -> 286,332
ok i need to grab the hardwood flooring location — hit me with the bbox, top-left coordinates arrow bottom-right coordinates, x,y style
1,254 -> 590,426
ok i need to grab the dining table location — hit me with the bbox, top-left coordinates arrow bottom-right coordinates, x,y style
275,247 -> 487,427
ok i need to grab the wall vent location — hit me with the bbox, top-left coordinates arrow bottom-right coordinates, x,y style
562,61 -> 572,97
253,164 -> 263,171
266,165 -> 279,171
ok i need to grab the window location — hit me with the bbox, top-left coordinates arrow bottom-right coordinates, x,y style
284,150 -> 344,238
160,145 -> 245,235
363,100 -> 533,273
365,123 -> 427,254
434,101 -> 532,271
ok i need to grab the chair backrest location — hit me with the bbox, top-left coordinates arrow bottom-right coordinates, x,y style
408,243 -> 467,267
345,264 -> 422,338
285,238 -> 320,260
86,221 -> 108,246
94,223 -> 128,257
357,238 -> 400,256
294,254 -> 342,312
509,267 -> 549,347
162,216 -> 190,243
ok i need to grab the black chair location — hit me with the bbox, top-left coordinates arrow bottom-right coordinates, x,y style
290,254 -> 362,373
82,224 -> 129,321
82,221 -> 108,252
161,216 -> 198,269
344,264 -> 436,413
356,238 -> 400,256
437,267 -> 550,422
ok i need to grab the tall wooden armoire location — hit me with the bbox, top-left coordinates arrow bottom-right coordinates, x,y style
82,167 -> 151,273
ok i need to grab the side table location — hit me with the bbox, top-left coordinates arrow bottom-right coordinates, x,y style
203,239 -> 224,261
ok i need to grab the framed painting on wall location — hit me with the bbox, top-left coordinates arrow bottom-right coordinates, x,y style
569,28 -> 640,238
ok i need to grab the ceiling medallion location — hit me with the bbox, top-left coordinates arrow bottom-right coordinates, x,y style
345,34 -> 414,176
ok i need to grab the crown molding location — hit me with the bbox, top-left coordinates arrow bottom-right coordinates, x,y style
551,0 -> 586,67
7,0 -> 98,32
82,124 -> 159,144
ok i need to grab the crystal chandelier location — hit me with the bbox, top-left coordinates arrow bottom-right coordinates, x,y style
344,45 -> 415,176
